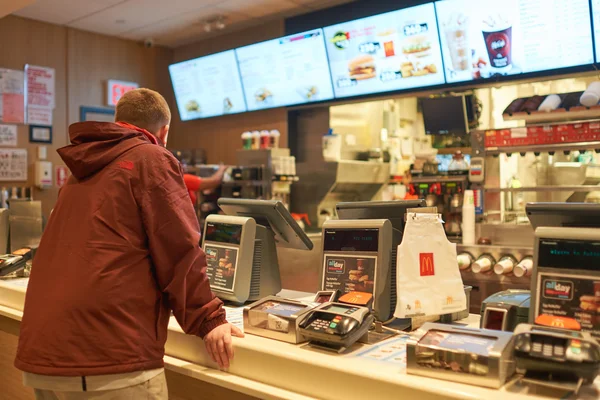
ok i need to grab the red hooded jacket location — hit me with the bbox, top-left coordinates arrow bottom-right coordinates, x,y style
14,122 -> 226,376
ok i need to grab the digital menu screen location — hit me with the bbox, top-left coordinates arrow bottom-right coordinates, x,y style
323,229 -> 379,252
435,0 -> 594,84
323,3 -> 445,99
592,0 -> 600,60
169,50 -> 247,120
235,29 -> 334,111
538,239 -> 600,272
205,222 -> 243,245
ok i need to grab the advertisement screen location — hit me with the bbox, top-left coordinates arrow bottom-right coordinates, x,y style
593,0 -> 600,60
236,29 -> 334,111
169,50 -> 247,120
435,0 -> 594,84
324,3 -> 445,98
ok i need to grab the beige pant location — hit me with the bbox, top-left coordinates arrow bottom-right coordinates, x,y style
33,371 -> 168,400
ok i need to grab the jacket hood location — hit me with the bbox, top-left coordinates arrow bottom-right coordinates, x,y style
59,122 -> 154,180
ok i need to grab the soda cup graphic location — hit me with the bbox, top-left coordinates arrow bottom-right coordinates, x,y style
445,14 -> 471,72
482,14 -> 512,72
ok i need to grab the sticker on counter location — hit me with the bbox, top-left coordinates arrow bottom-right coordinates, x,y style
204,244 -> 238,292
535,272 -> 600,339
322,254 -> 377,296
224,306 -> 244,330
349,335 -> 411,370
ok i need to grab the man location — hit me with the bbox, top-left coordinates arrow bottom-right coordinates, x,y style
183,166 -> 227,205
15,88 -> 243,400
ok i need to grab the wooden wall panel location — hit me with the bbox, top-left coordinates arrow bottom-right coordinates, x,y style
0,15 -> 174,218
0,16 -> 68,218
169,20 -> 288,165
67,28 -> 174,125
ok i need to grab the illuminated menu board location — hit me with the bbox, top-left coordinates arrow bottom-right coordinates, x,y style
592,0 -> 600,61
235,29 -> 335,111
435,0 -> 594,84
323,3 -> 445,99
169,50 -> 247,120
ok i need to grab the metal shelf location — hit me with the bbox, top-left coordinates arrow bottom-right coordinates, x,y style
411,175 -> 468,184
485,141 -> 600,155
485,185 -> 600,193
502,108 -> 600,124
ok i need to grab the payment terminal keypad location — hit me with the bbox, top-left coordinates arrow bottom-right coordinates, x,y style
305,314 -> 358,335
516,333 -> 596,363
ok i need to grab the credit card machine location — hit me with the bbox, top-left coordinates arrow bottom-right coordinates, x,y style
299,302 -> 374,352
513,324 -> 600,385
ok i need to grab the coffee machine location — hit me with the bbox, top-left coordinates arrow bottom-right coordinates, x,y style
408,175 -> 467,238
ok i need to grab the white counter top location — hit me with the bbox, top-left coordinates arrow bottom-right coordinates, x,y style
1,279 -> 599,400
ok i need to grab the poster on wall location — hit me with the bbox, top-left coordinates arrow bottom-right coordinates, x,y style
107,80 -> 138,107
0,124 -> 17,147
0,149 -> 27,181
0,69 -> 25,124
26,65 -> 55,109
27,106 -> 53,126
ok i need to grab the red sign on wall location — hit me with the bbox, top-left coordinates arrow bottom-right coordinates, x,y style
56,166 -> 70,188
107,80 -> 139,107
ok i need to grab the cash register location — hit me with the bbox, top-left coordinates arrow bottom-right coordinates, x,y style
526,203 -> 600,341
202,199 -> 313,304
320,200 -> 425,321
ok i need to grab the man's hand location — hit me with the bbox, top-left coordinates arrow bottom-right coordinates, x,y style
214,164 -> 227,181
204,323 -> 244,369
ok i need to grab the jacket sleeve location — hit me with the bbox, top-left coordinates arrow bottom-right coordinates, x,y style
139,153 -> 226,338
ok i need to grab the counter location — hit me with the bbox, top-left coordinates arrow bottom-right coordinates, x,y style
1,279 -> 599,400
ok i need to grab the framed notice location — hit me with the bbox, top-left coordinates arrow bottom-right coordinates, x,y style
0,149 -> 27,181
80,106 -> 115,122
29,125 -> 52,144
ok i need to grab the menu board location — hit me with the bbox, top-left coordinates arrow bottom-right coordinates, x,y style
323,3 -> 445,99
592,0 -> 600,60
204,244 -> 238,292
169,50 -> 247,120
435,0 -> 594,84
236,29 -> 334,111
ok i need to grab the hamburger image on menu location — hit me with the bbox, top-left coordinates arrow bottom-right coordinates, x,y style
348,55 -> 377,80
347,31 -> 439,88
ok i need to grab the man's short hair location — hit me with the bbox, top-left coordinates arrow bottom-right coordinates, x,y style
115,88 -> 171,134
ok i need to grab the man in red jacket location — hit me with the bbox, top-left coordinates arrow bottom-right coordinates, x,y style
15,88 -> 243,399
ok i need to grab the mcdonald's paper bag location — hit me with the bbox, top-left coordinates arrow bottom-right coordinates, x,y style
394,213 -> 466,318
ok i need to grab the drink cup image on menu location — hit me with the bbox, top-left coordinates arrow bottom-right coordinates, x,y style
444,13 -> 471,72
482,13 -> 512,72
435,0 -> 521,83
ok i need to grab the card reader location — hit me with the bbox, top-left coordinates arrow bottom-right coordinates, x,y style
299,302 -> 374,352
513,324 -> 600,386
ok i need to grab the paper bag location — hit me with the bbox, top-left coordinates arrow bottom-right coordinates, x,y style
394,213 -> 466,318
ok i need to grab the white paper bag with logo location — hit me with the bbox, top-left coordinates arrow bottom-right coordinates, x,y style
394,213 -> 466,318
